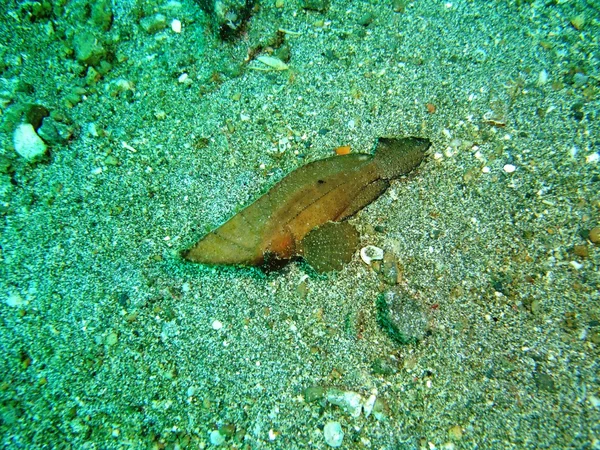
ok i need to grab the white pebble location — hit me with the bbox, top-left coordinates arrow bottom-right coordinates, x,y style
211,319 -> 223,330
585,152 -> 599,164
209,430 -> 225,446
536,69 -> 548,86
5,292 -> 26,307
323,421 -> 344,448
360,245 -> 384,265
570,261 -> 583,270
178,73 -> 189,83
13,123 -> 47,162
503,163 -> 516,173
171,19 -> 182,33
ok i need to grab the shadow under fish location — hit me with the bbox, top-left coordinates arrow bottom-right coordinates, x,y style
181,137 -> 430,272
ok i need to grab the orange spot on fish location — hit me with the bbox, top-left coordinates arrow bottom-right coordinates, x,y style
335,145 -> 351,156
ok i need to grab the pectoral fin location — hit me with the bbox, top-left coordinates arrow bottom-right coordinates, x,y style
299,221 -> 360,273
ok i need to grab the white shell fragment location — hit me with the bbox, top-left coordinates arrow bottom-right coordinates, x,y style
323,421 -> 344,448
360,245 -> 384,265
254,55 -> 288,71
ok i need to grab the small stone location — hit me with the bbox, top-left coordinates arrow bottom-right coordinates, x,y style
304,385 -> 326,402
572,244 -> 589,258
360,245 -> 384,265
24,104 -> 49,129
372,397 -> 389,421
589,227 -> 600,244
91,0 -> 113,31
371,357 -> 398,376
211,319 -> 223,330
302,0 -> 330,12
503,163 -> 516,173
85,66 -> 102,85
14,123 -> 47,162
573,73 -> 589,88
533,371 -> 556,392
73,31 -> 106,66
448,425 -> 463,440
140,13 -> 167,34
105,332 -> 118,346
171,19 -> 182,33
358,12 -> 375,26
104,155 -> 120,166
393,0 -> 406,12
323,421 -> 344,448
209,429 -> 226,446
219,423 -> 236,437
570,14 -> 585,30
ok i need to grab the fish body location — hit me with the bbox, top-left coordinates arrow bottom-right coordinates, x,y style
182,137 -> 430,271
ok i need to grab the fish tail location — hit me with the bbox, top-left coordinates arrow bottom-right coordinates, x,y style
373,137 -> 430,179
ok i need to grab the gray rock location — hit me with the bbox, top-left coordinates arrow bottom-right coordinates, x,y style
376,287 -> 428,344
140,13 -> 166,34
38,117 -> 72,145
74,31 -> 105,66
323,421 -> 344,447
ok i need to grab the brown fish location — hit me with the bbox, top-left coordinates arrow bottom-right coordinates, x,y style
182,137 -> 430,272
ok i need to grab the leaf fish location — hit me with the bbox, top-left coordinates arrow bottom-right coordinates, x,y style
182,137 -> 430,272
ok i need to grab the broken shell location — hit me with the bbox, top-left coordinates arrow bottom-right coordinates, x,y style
255,55 -> 289,71
360,245 -> 384,265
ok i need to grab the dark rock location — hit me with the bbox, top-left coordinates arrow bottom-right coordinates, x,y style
302,0 -> 330,12
371,357 -> 398,376
195,0 -> 256,41
38,116 -> 73,145
24,104 -> 49,130
358,12 -> 375,26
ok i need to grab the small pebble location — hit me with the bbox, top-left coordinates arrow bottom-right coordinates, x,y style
140,13 -> 167,34
105,332 -> 118,346
209,429 -> 225,446
14,123 -> 47,162
323,421 -> 344,447
503,164 -> 516,173
572,244 -> 589,258
589,226 -> 600,244
171,19 -> 182,33
212,319 -> 223,330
